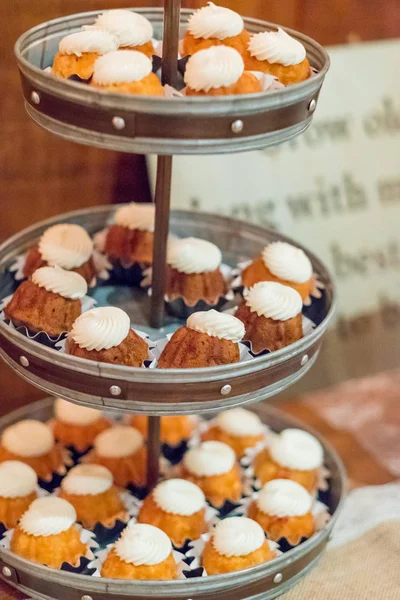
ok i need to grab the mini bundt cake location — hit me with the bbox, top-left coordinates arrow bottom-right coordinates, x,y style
0,461 -> 38,529
52,398 -> 111,452
93,10 -> 154,57
129,415 -> 196,446
202,408 -> 265,457
158,310 -> 244,368
91,51 -> 164,96
104,203 -> 155,264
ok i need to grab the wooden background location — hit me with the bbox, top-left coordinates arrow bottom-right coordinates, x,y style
0,0 -> 399,410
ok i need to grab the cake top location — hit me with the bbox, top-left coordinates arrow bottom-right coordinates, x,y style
167,237 -> 222,274
54,398 -> 102,426
69,306 -> 131,351
261,242 -> 313,284
183,440 -> 235,476
245,281 -> 303,321
114,202 -> 155,232
94,426 -> 144,458
257,479 -> 313,517
92,51 -> 153,86
115,523 -> 172,566
2,420 -> 54,458
32,266 -> 88,300
39,224 -> 93,270
187,2 -> 243,40
59,29 -> 118,57
248,28 -> 306,67
94,9 -> 153,47
153,478 -> 206,516
212,517 -> 265,557
0,461 -> 37,499
61,464 -> 113,496
270,428 -> 324,471
187,310 -> 245,343
184,46 -> 244,92
216,408 -> 264,437
19,497 -> 77,537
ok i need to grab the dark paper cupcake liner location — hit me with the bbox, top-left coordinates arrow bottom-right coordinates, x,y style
67,74 -> 92,84
107,259 -> 151,287
4,320 -> 67,350
165,294 -> 232,321
162,440 -> 189,465
126,483 -> 149,501
61,555 -> 96,575
91,518 -> 128,547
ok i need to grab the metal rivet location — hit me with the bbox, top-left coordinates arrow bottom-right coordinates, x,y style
301,354 -> 309,366
2,566 -> 12,578
220,384 -> 232,396
19,356 -> 29,367
231,119 -> 244,134
31,91 -> 40,105
112,116 -> 126,130
81,596 -> 93,600
273,573 -> 283,584
110,385 -> 122,396
308,98 -> 317,113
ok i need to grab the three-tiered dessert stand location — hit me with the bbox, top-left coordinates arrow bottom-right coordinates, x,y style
0,3 -> 344,598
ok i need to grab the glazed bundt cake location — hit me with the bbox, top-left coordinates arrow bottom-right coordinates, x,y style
104,203 -> 155,264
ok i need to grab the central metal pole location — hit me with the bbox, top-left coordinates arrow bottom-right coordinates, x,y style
146,415 -> 162,491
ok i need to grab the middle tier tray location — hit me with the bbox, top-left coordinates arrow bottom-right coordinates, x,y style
0,207 -> 335,415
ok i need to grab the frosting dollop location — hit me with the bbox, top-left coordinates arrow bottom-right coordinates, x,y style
167,237 -> 222,274
114,202 -> 155,232
245,281 -> 303,321
59,29 -> 118,57
212,517 -> 265,557
19,497 -> 77,537
32,266 -> 87,300
0,461 -> 37,498
153,479 -> 206,516
248,28 -> 306,67
70,307 -> 131,351
2,420 -> 54,458
257,479 -> 313,517
115,523 -> 172,565
94,9 -> 153,47
187,2 -> 243,40
184,46 -> 244,91
39,224 -> 93,270
187,310 -> 244,343
184,441 -> 235,476
92,50 -> 152,85
216,408 -> 264,437
54,398 -> 102,426
262,241 -> 313,284
94,426 -> 144,458
270,428 -> 324,471
61,464 -> 113,496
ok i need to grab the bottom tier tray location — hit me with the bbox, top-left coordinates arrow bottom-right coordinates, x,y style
0,398 -> 345,600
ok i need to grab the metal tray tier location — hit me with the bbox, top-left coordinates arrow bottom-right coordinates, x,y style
15,8 -> 329,155
0,397 -> 345,600
0,207 -> 335,416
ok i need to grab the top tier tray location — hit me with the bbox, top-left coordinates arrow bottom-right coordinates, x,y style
15,8 -> 330,155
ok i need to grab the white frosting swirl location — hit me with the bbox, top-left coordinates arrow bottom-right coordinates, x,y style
184,441 -> 235,476
39,224 -> 93,270
262,242 -> 313,284
187,310 -> 244,343
245,281 -> 302,321
19,497 -> 77,537
59,29 -> 118,57
212,517 -> 265,557
248,29 -> 306,67
70,307 -> 131,351
0,461 -> 37,498
92,50 -> 152,85
153,479 -> 206,516
31,266 -> 87,300
94,10 -> 153,47
2,420 -> 54,458
94,426 -> 144,458
184,46 -> 244,91
270,429 -> 324,471
61,464 -> 113,496
54,398 -> 102,426
187,2 -> 243,40
257,479 -> 313,517
167,237 -> 222,274
115,523 -> 172,565
114,203 -> 155,232
216,408 -> 264,437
